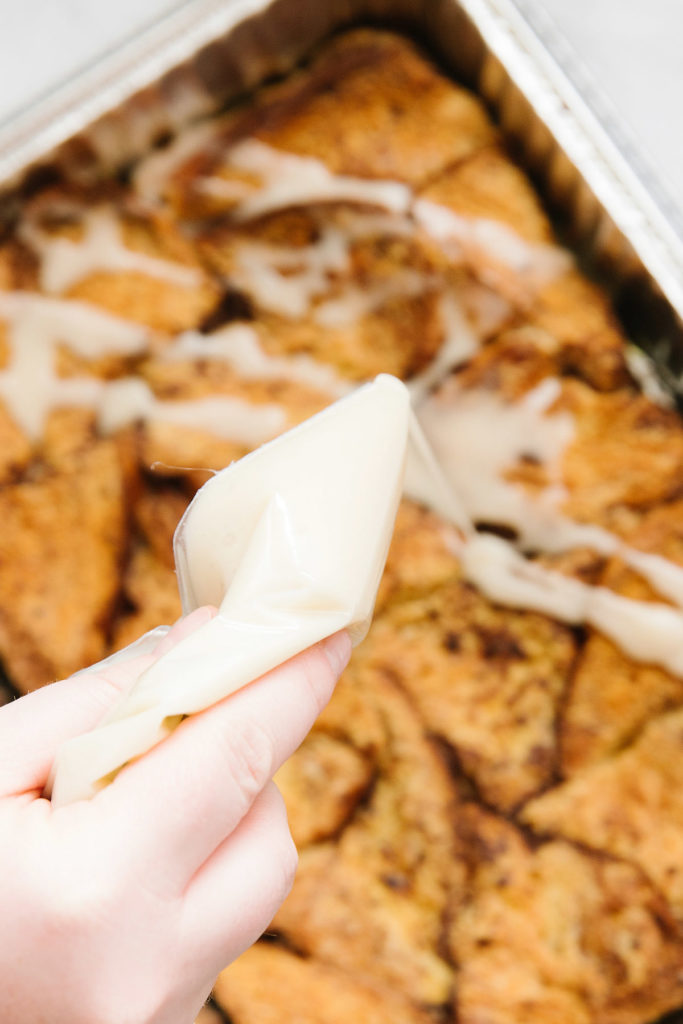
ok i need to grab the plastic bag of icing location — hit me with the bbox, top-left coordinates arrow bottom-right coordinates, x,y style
49,374 -> 410,807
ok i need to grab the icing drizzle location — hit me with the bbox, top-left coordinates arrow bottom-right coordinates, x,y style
136,136 -> 569,346
21,207 -> 203,294
411,378 -> 683,675
217,139 -> 413,220
3,136 -> 683,680
98,377 -> 285,446
0,293 -> 147,438
161,323 -> 351,397
460,533 -> 683,679
0,294 -> 298,445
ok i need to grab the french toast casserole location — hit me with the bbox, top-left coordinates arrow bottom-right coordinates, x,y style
3,26 -> 683,1024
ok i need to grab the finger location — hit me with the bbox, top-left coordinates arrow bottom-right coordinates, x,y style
180,781 -> 297,978
0,608 -> 216,797
99,630 -> 351,892
69,625 -> 171,680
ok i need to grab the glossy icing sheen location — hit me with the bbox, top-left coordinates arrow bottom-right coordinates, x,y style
48,375 -> 410,806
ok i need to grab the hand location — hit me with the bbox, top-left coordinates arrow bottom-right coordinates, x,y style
0,608 -> 351,1024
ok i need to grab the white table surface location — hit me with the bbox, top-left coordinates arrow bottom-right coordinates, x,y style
0,0 -> 681,227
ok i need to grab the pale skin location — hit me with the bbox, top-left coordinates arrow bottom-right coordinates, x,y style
0,607 -> 352,1024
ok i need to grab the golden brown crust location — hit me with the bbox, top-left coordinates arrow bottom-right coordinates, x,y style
418,145 -> 553,244
133,484 -> 189,569
196,211 -> 447,383
362,578 -> 576,813
452,326 -> 565,402
558,380 -> 683,523
0,680 -> 14,708
131,368 -> 332,488
136,420 -> 249,488
257,29 -> 496,184
17,192 -> 219,334
527,270 -> 631,391
374,499 -> 461,612
157,29 -> 497,220
0,239 -> 40,292
213,943 -> 433,1024
111,545 -> 182,651
272,674 -> 461,1007
139,349 -> 333,416
275,731 -> 373,849
561,628 -> 683,778
0,439 -> 130,691
451,805 -> 683,1024
451,333 -> 683,531
0,404 -> 33,484
561,498 -> 683,775
523,707 -> 683,926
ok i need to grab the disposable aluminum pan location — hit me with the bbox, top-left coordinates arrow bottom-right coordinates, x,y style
1,0 -> 683,382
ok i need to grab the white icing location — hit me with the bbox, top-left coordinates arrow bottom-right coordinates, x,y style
231,228 -> 350,318
230,224 -> 439,329
415,376 -> 683,600
0,293 -> 148,438
162,324 -> 351,398
226,140 -> 412,219
189,140 -> 567,299
0,346 -> 103,440
195,146 -> 569,360
130,133 -> 568,361
413,199 -> 571,289
21,207 -> 203,294
412,378 -> 683,675
232,246 -> 315,318
408,292 -> 480,401
98,377 -> 286,446
462,533 -> 683,677
416,377 -> 579,550
619,548 -> 683,608
136,136 -> 569,378
0,292 -> 149,356
0,294 -> 288,446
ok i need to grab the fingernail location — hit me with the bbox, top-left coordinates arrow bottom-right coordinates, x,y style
322,630 -> 352,676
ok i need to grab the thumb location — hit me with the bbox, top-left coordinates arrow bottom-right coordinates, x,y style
0,607 -> 215,798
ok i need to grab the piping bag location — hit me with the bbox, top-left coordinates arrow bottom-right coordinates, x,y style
48,374 -> 411,807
